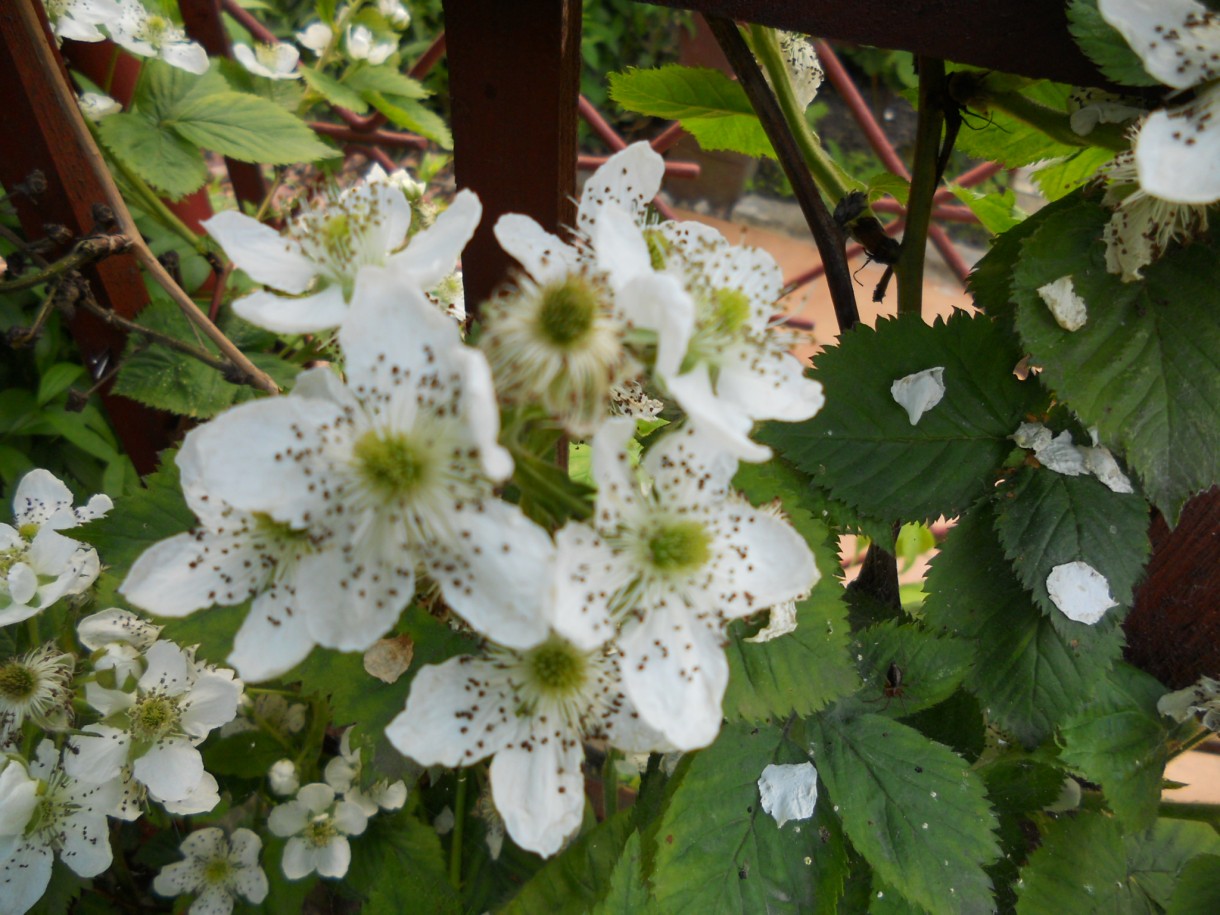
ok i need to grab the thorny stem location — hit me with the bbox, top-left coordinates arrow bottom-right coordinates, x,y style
253,168 -> 289,224
704,16 -> 859,333
98,135 -> 209,257
449,769 -> 468,890
897,57 -> 946,317
0,235 -> 131,293
1158,800 -> 1220,825
986,89 -> 1127,153
10,281 -> 61,348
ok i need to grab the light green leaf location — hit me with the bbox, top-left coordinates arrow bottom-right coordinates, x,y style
1166,854 -> 1220,915
808,713 -> 1000,914
36,363 -> 85,407
98,112 -> 208,200
365,92 -> 453,148
301,66 -> 370,113
1015,812 -> 1128,913
947,184 -> 1023,235
135,59 -> 229,123
1059,663 -> 1170,830
1012,193 -> 1220,521
865,171 -> 910,207
922,502 -> 1124,746
766,312 -> 1045,524
954,77 -> 1085,167
993,466 -> 1150,635
609,65 -> 774,159
652,723 -> 848,914
345,63 -> 430,100
1123,818 -> 1220,908
1031,146 -> 1115,201
504,811 -> 635,915
724,459 -> 858,722
168,91 -> 336,164
1066,0 -> 1162,87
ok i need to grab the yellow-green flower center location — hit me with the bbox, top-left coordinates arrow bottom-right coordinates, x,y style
251,512 -> 313,547
526,639 -> 588,696
536,278 -> 598,349
710,287 -> 751,336
204,857 -> 233,885
17,523 -> 39,541
0,661 -> 35,702
643,229 -> 671,271
131,695 -> 179,741
304,817 -> 338,848
647,520 -> 711,573
354,431 -> 430,499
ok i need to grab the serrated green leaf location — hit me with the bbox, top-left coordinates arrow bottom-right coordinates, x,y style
837,620 -> 974,722
201,729 -> 285,777
993,466 -> 1150,632
1166,854 -> 1220,915
301,66 -> 370,113
1123,821 -> 1220,910
365,92 -> 453,148
352,813 -> 461,915
609,65 -> 774,159
589,831 -> 656,915
947,185 -> 1022,236
1031,146 -> 1115,201
724,459 -> 858,722
168,91 -> 335,164
98,112 -> 208,200
767,312 -> 1043,524
866,171 -> 910,207
345,63 -> 431,100
1067,0 -> 1161,88
504,811 -> 635,915
652,723 -> 848,914
1015,812 -> 1128,913
808,713 -> 1000,914
1059,662 -> 1170,830
1012,193 -> 1220,521
923,502 -> 1124,746
135,59 -> 229,124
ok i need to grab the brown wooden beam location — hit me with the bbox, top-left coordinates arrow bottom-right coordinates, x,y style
442,0 -> 582,312
639,0 -> 1111,88
0,0 -> 175,475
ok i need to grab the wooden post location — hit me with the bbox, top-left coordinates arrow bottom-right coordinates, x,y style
442,0 -> 582,312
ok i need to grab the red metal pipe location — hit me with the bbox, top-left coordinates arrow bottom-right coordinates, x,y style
310,122 -> 428,148
872,200 -> 977,222
650,121 -> 687,154
579,95 -> 627,151
577,154 -> 700,179
220,0 -> 274,43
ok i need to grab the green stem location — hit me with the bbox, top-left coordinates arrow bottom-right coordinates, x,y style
897,57 -> 946,316
987,90 -> 1128,153
1159,800 -> 1220,824
449,769 -> 468,890
602,750 -> 618,819
0,236 -> 131,293
749,25 -> 857,203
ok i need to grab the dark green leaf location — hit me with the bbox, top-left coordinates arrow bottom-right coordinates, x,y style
98,112 -> 208,200
808,714 -> 1000,914
169,91 -> 336,164
353,813 -> 461,915
1166,854 -> 1220,915
1015,812 -> 1128,913
724,459 -> 858,722
993,466 -> 1150,630
1066,0 -> 1161,87
652,723 -> 848,914
504,811 -> 635,915
1012,193 -> 1220,521
767,312 -> 1044,524
923,502 -> 1124,746
202,729 -> 286,777
1123,819 -> 1220,908
589,831 -> 656,915
1059,663 -> 1169,830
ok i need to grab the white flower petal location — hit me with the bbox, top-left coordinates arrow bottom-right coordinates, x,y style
450,345 -> 513,481
386,656 -> 522,767
593,205 -> 653,290
590,417 -> 645,529
160,41 -> 209,75
226,588 -> 316,681
1036,431 -> 1089,476
577,142 -> 666,237
232,285 -> 351,334
715,347 -> 825,423
133,740 -> 204,802
1081,445 -> 1136,494
0,761 -> 39,838
758,762 -> 818,828
665,368 -> 771,462
1036,276 -> 1088,331
120,529 -> 266,617
312,835 -> 352,878
1135,92 -> 1220,204
293,549 -> 409,652
642,423 -> 739,505
12,469 -> 74,527
1098,0 -> 1220,90
390,189 -> 481,288
890,367 -> 947,425
494,214 -> 581,285
1046,561 -> 1119,625
65,725 -> 130,784
490,741 -> 584,858
153,857 -> 205,896
714,504 -> 818,618
279,837 -> 314,879
203,211 -> 317,294
620,609 -> 728,751
548,523 -> 626,649
180,671 -> 242,737
617,273 -> 695,381
331,800 -> 369,837
0,841 -> 52,912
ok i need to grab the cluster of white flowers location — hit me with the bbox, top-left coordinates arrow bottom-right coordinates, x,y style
43,0 -> 208,74
119,142 -> 822,860
1093,0 -> 1220,280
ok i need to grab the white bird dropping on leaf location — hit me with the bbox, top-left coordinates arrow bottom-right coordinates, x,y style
1037,276 -> 1088,331
890,367 -> 945,425
758,762 -> 818,828
1046,561 -> 1118,625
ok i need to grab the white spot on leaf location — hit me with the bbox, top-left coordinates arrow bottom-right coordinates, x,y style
1037,276 -> 1088,331
890,367 -> 945,425
1046,561 -> 1118,624
758,762 -> 818,828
